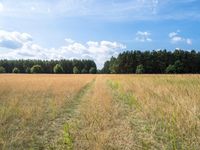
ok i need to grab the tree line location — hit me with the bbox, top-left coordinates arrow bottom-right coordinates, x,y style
1,49 -> 200,74
101,49 -> 200,74
0,59 -> 97,74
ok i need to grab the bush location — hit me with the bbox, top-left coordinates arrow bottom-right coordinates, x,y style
31,65 -> 43,73
12,67 -> 20,73
0,66 -> 6,73
81,68 -> 88,74
165,65 -> 176,73
136,64 -> 145,74
53,64 -> 64,74
73,67 -> 80,74
89,67 -> 97,74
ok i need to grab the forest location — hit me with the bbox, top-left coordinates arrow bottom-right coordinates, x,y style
1,49 -> 200,74
0,59 -> 97,74
102,49 -> 200,74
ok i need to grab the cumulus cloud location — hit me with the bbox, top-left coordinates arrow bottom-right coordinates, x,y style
0,30 -> 126,68
0,30 -> 32,49
65,38 -> 75,44
136,31 -> 152,42
169,30 -> 192,45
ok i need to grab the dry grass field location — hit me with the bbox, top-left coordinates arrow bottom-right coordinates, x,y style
0,74 -> 200,149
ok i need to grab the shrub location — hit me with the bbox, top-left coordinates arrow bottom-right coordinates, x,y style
0,66 -> 6,73
73,67 -> 80,74
165,65 -> 176,73
31,65 -> 43,73
53,64 -> 64,74
12,67 -> 20,73
136,64 -> 145,74
89,67 -> 97,74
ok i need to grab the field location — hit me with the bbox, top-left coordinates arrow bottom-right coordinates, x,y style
0,74 -> 200,149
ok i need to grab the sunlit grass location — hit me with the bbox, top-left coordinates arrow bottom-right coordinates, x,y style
0,74 -> 95,149
108,75 -> 200,149
0,74 -> 200,149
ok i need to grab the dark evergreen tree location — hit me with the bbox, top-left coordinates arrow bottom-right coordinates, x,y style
165,65 -> 176,74
26,67 -> 31,73
81,68 -> 88,74
174,60 -> 184,73
102,50 -> 200,74
89,67 -> 97,74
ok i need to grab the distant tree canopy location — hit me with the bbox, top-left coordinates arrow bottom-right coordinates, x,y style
89,67 -> 97,74
53,64 -> 64,74
0,59 -> 97,74
12,67 -> 20,73
31,65 -> 43,73
136,64 -> 145,74
0,66 -> 6,73
1,50 -> 200,74
73,66 -> 80,74
102,50 -> 200,74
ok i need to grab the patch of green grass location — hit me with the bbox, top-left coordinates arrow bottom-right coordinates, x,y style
63,123 -> 73,150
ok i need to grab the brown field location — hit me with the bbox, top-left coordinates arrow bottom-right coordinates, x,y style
0,74 -> 200,149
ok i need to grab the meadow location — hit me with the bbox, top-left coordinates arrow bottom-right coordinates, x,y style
0,74 -> 200,149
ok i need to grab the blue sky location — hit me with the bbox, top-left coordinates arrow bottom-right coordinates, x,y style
0,0 -> 200,68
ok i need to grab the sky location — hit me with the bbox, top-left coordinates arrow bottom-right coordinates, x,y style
0,0 -> 200,68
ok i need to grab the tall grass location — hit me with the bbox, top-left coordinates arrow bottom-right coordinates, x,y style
0,74 -> 94,149
0,74 -> 200,149
108,75 -> 200,149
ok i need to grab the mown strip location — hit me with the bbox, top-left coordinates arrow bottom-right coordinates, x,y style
31,78 -> 96,150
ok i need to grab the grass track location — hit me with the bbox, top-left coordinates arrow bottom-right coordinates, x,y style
0,75 -> 200,149
37,78 -> 96,149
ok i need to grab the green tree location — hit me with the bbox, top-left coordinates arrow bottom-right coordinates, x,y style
136,64 -> 145,74
31,65 -> 43,73
174,60 -> 184,73
73,66 -> 80,74
26,67 -> 31,73
12,67 -> 20,73
53,64 -> 64,74
0,66 -> 6,73
81,68 -> 88,74
165,65 -> 176,74
89,67 -> 97,74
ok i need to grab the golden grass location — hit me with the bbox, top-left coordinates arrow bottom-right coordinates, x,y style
0,74 -> 200,149
0,74 -> 95,149
108,75 -> 200,149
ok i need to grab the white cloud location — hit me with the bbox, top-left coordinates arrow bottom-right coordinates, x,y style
65,38 -> 75,44
0,30 -> 32,49
186,38 -> 192,45
169,31 -> 192,45
169,32 -> 178,38
136,31 -> 152,42
0,2 -> 4,12
0,30 -> 126,68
